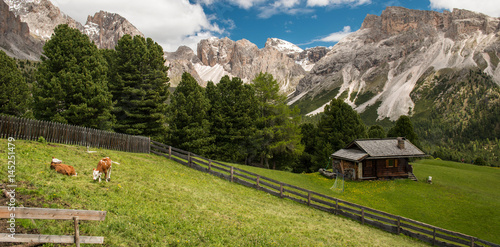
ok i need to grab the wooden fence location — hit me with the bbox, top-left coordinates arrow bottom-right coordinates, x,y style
0,115 -> 150,153
150,141 -> 500,247
0,206 -> 106,246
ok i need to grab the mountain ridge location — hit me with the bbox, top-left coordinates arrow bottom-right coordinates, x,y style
1,0 -> 143,58
291,6 -> 500,120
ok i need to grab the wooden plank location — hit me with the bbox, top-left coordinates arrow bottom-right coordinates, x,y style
475,238 -> 500,247
284,189 -> 308,199
258,180 -> 281,192
0,207 -> 106,221
0,234 -> 104,244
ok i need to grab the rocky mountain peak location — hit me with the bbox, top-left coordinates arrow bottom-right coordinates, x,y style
265,38 -> 303,54
4,0 -> 82,40
0,0 -> 42,60
84,10 -> 144,49
361,6 -> 500,41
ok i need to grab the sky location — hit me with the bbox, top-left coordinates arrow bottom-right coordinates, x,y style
51,0 -> 500,52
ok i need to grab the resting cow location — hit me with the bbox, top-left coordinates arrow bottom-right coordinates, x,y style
50,158 -> 77,176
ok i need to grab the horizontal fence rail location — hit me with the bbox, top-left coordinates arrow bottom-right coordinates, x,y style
150,141 -> 499,247
0,207 -> 106,245
0,115 -> 150,153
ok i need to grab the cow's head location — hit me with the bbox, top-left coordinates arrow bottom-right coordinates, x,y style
92,168 -> 100,181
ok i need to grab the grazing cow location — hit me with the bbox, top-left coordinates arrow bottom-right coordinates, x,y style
93,157 -> 119,182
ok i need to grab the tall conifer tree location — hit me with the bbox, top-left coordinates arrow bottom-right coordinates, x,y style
34,24 -> 113,129
314,98 -> 367,166
206,76 -> 258,163
112,35 -> 169,140
252,72 -> 303,169
168,72 -> 213,155
0,51 -> 31,117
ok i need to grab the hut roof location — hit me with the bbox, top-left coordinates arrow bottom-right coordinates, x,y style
331,138 -> 426,162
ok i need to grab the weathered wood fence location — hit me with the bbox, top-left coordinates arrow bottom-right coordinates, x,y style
0,115 -> 150,153
150,141 -> 499,247
0,206 -> 106,246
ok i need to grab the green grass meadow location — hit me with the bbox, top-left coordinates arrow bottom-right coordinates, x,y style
1,139 -> 427,246
230,159 -> 500,244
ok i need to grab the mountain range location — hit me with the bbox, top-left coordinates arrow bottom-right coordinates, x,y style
1,0 -> 500,124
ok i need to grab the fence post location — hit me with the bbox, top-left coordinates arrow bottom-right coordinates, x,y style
169,146 -> 172,159
280,183 -> 283,198
335,199 -> 339,215
470,237 -> 475,247
307,192 -> 311,206
256,176 -> 260,190
230,167 -> 234,182
361,208 -> 365,225
397,217 -> 401,234
74,216 -> 80,247
433,227 -> 436,245
188,152 -> 191,167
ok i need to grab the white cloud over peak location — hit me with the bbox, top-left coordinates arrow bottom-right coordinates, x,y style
228,0 -> 266,9
429,0 -> 500,17
52,0 -> 223,51
319,26 -> 353,42
307,0 -> 371,7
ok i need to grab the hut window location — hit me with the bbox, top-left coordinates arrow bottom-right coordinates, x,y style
386,159 -> 398,168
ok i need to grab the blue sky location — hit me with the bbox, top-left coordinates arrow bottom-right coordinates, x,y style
199,0 -> 431,49
53,0 -> 500,52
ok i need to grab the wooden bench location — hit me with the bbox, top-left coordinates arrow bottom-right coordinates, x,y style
0,206 -> 106,246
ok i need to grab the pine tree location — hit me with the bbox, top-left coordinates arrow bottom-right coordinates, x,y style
368,125 -> 386,139
0,51 -> 32,117
206,76 -> 258,163
297,123 -> 319,173
388,115 -> 420,146
168,72 -> 213,155
111,35 -> 169,140
33,24 -> 114,129
314,98 -> 367,166
252,72 -> 304,169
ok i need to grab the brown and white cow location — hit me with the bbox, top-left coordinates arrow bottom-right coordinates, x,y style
93,157 -> 119,182
50,158 -> 77,176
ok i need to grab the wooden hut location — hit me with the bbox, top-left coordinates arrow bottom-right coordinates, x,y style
331,137 -> 426,180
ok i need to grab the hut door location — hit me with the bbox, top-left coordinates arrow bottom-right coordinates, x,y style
363,160 -> 376,177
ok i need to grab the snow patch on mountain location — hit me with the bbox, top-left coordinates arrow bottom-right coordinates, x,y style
83,22 -> 99,37
265,38 -> 303,54
295,58 -> 315,71
194,63 -> 236,84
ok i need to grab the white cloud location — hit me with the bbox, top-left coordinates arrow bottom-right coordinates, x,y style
319,26 -> 353,42
429,0 -> 500,17
306,0 -> 371,7
298,25 -> 353,47
228,0 -> 266,9
257,0 -> 313,18
52,0 -> 223,51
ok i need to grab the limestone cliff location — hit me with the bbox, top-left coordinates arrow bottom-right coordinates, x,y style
0,0 -> 42,60
84,11 -> 144,49
292,6 -> 500,120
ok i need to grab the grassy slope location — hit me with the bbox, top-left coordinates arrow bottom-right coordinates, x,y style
230,160 -> 500,244
0,139 -> 425,247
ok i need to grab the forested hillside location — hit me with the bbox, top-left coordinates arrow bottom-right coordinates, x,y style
411,68 -> 500,165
